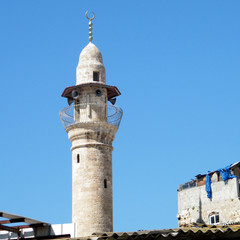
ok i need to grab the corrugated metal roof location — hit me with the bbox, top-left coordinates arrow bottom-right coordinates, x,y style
61,226 -> 240,240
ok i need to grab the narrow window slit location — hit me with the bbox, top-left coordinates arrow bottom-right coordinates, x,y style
77,154 -> 80,163
104,179 -> 107,188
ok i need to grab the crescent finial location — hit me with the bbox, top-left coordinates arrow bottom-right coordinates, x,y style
85,11 -> 95,42
85,11 -> 95,21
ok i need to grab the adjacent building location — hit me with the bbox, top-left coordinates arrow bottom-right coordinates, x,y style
178,161 -> 240,227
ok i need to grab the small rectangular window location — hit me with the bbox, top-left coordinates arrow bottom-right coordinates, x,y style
93,72 -> 99,81
210,214 -> 219,225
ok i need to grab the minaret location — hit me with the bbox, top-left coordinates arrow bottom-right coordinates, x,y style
59,12 -> 123,237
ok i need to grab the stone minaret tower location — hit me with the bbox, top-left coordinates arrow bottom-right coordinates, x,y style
60,12 -> 123,237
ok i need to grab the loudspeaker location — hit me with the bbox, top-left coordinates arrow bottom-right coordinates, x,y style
109,98 -> 116,105
95,89 -> 102,97
68,98 -> 74,106
72,90 -> 79,99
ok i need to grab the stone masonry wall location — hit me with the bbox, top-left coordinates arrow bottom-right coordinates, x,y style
68,122 -> 117,237
68,41 -> 119,237
178,178 -> 240,226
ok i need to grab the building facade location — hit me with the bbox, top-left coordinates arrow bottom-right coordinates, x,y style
178,162 -> 240,227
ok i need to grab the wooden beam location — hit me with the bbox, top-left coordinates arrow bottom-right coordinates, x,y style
0,218 -> 25,224
0,224 -> 20,234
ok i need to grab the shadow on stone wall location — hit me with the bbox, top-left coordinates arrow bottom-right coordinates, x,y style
196,198 -> 205,224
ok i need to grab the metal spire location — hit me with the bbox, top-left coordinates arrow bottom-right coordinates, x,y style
85,11 -> 95,42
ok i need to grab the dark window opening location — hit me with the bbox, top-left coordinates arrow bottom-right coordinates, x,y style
104,179 -> 107,188
210,216 -> 214,224
93,72 -> 99,81
77,154 -> 80,163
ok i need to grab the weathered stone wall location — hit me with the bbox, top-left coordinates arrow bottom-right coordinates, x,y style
68,41 -> 120,237
178,177 -> 240,226
68,122 -> 117,237
74,86 -> 108,123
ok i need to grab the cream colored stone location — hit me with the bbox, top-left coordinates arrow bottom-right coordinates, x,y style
76,43 -> 106,85
67,43 -> 119,237
211,173 -> 218,183
178,178 -> 240,226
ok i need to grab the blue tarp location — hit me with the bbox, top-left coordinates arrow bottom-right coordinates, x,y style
205,172 -> 212,199
218,164 -> 237,182
205,164 -> 237,198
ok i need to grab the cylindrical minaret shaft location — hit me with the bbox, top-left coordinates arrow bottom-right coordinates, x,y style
68,121 -> 116,236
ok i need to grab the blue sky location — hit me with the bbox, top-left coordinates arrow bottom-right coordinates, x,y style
0,0 -> 240,232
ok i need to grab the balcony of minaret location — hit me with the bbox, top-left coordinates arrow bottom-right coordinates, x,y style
59,103 -> 123,131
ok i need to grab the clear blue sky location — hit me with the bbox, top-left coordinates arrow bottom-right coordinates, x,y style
0,0 -> 240,232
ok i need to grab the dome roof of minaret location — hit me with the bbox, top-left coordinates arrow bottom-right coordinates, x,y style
79,42 -> 103,64
76,42 -> 105,85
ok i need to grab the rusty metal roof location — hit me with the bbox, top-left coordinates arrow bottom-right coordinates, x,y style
178,161 -> 240,190
194,161 -> 240,179
0,211 -> 50,239
0,211 -> 48,225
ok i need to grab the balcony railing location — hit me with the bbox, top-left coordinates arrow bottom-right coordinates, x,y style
59,103 -> 123,130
